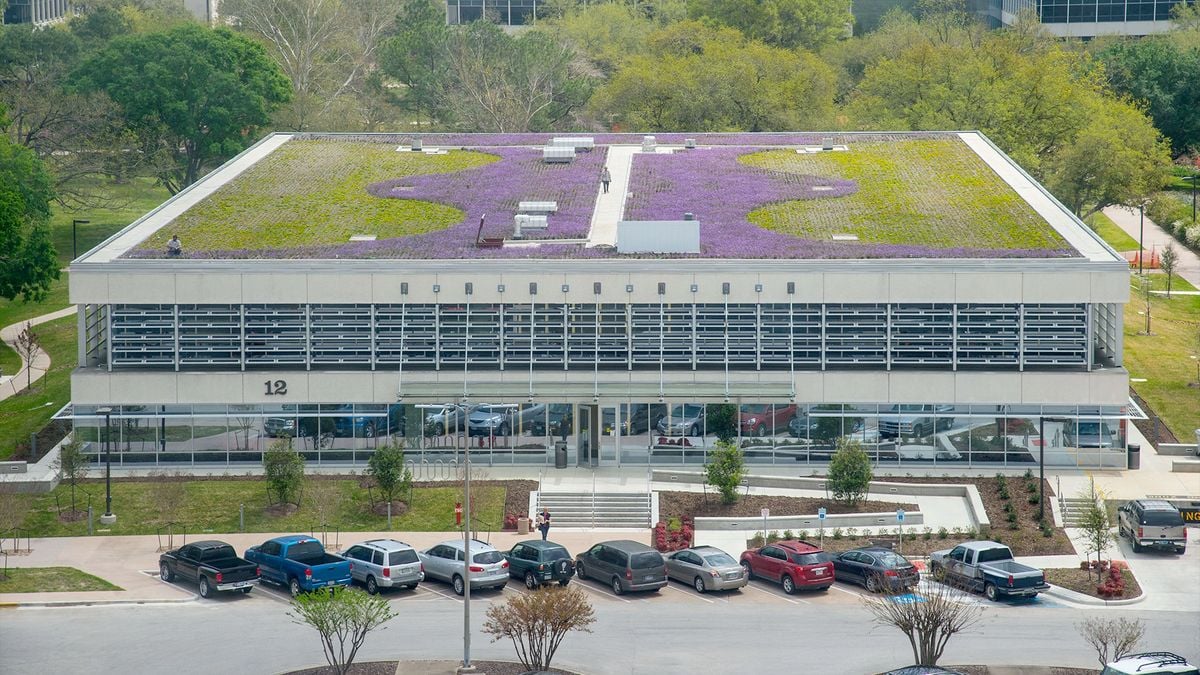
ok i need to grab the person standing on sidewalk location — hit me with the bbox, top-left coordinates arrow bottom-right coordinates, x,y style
537,508 -> 551,540
600,167 -> 611,194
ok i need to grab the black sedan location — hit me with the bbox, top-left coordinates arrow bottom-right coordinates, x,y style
832,546 -> 919,593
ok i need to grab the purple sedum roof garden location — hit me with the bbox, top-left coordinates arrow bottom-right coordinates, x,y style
126,132 -> 1077,261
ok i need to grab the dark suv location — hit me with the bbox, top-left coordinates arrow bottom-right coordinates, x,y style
575,540 -> 667,595
739,540 -> 835,594
504,540 -> 575,589
1118,499 -> 1187,554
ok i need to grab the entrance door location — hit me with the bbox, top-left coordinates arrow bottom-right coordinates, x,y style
576,404 -> 609,467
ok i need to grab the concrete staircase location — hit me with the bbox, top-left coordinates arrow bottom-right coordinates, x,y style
536,492 -> 651,528
1059,497 -> 1096,526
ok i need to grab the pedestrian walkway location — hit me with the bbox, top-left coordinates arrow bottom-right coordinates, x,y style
0,305 -> 76,402
1103,205 -> 1200,288
586,145 -> 637,247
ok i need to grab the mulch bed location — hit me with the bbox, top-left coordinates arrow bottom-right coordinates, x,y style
943,668 -> 1096,675
287,661 -> 398,675
658,490 -> 917,521
286,661 -> 578,675
1045,567 -> 1142,601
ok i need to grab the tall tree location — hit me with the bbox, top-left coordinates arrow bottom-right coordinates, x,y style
0,131 -> 59,302
73,23 -> 291,193
1099,37 -> 1200,156
686,0 -> 852,51
377,0 -> 451,127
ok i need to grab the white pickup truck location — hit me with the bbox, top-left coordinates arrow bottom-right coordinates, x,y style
929,540 -> 1049,601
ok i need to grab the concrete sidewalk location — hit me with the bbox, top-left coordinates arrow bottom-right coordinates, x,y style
0,305 -> 76,402
1104,205 -> 1200,287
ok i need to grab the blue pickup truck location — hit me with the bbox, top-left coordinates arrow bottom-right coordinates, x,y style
245,535 -> 353,596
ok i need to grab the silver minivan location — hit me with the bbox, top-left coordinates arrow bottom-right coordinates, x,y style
340,539 -> 424,594
1118,500 -> 1187,554
420,539 -> 510,595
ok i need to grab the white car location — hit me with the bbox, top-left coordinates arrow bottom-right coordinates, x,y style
1102,652 -> 1197,675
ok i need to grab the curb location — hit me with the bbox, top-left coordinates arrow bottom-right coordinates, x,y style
1044,584 -> 1145,607
0,594 -> 198,608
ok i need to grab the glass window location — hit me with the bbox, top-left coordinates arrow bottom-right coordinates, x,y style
473,550 -> 504,565
703,553 -> 736,566
389,549 -> 419,565
630,552 -> 663,569
543,547 -> 570,562
372,550 -> 385,566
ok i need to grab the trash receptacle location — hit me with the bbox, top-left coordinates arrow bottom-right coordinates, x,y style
554,441 -> 568,469
517,517 -> 530,535
1127,443 -> 1140,470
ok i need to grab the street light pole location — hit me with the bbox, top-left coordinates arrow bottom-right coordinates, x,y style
1187,175 -> 1197,224
462,451 -> 472,672
97,407 -> 116,525
1038,416 -> 1046,523
1138,204 -> 1145,275
72,219 -> 90,260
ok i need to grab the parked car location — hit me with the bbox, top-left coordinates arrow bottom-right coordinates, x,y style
333,406 -> 404,438
339,539 -> 424,594
739,404 -> 797,437
883,668 -> 967,675
531,403 -> 573,437
422,404 -> 473,436
655,404 -> 706,437
1065,420 -> 1118,449
159,540 -> 259,599
1101,652 -> 1198,675
504,540 -> 575,589
264,416 -> 298,438
878,405 -> 954,438
665,545 -> 747,593
739,540 -> 834,594
468,403 -> 546,437
1118,499 -> 1187,554
244,535 -> 353,597
419,539 -> 509,595
832,546 -> 920,593
575,540 -> 667,595
787,413 -> 820,439
621,404 -> 667,435
928,541 -> 1049,601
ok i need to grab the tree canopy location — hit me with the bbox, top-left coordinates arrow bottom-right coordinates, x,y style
73,23 -> 291,193
0,133 -> 58,301
1099,36 -> 1200,155
686,0 -> 852,51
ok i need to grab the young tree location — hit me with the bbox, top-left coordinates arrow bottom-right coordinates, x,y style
828,437 -> 873,506
1077,479 -> 1114,583
482,585 -> 596,672
686,0 -> 853,51
366,440 -> 411,505
1076,616 -> 1145,668
12,323 -> 39,392
1160,243 -> 1178,298
0,492 -> 31,537
288,587 -> 398,675
263,438 -> 305,506
705,440 -> 745,505
861,575 -> 984,666
147,469 -> 188,528
705,403 -> 737,443
307,478 -> 343,532
73,23 -> 292,193
55,436 -> 91,516
1137,273 -> 1153,335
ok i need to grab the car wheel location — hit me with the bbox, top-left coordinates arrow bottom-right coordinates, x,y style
1177,547 -> 1187,555
452,575 -> 465,596
405,583 -> 418,590
525,571 -> 538,590
558,578 -> 570,587
756,424 -> 767,437
435,424 -> 446,436
865,575 -> 880,593
984,583 -> 998,602
364,423 -> 376,438
240,587 -> 252,594
690,424 -> 700,437
930,564 -> 946,582
611,577 -> 624,596
694,576 -> 706,593
781,575 -> 796,595
198,577 -> 211,599
1132,537 -> 1143,553
366,576 -> 379,595
290,578 -> 302,597
741,561 -> 753,579
576,562 -> 586,580
159,563 -> 174,582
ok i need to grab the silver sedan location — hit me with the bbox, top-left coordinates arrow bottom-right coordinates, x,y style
665,546 -> 748,593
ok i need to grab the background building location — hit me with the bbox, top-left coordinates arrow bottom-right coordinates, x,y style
64,132 -> 1131,471
2,0 -> 71,25
972,0 -> 1195,36
446,0 -> 540,26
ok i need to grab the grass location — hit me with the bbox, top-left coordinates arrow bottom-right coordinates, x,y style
742,139 -> 1070,252
0,315 -> 76,461
1124,282 -> 1200,440
1084,211 -> 1140,252
1136,271 -> 1198,293
0,566 -> 122,593
135,141 -> 498,253
49,177 -> 170,265
17,478 -> 507,537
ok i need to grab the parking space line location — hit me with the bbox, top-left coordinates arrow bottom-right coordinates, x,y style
744,582 -> 808,605
663,583 -> 714,604
830,584 -> 865,599
575,580 -> 632,604
421,584 -> 464,602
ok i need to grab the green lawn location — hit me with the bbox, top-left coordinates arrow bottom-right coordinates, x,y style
0,315 -> 76,461
1124,286 -> 1200,440
1085,212 -> 1140,252
1136,272 -> 1198,293
18,479 -> 506,537
742,139 -> 1070,252
0,567 -> 122,593
49,177 -> 170,264
135,141 -> 497,253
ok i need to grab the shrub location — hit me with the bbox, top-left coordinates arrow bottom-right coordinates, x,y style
653,520 -> 693,552
1025,481 -> 1037,494
922,526 -> 933,541
1004,502 -> 1016,515
832,528 -> 844,540
503,513 -> 518,530
998,484 -> 1011,500
289,587 -> 398,675
828,438 -> 873,505
965,528 -> 978,539
1028,493 -> 1041,505
846,527 -> 859,540
767,530 -> 781,543
937,527 -> 949,540
1096,566 -> 1126,598
749,533 -> 765,548
782,529 -> 794,540
704,440 -> 745,505
796,529 -> 810,540
1023,469 -> 1033,479
1006,512 -> 1018,524
263,439 -> 305,506
483,586 -> 595,671
367,441 -> 411,505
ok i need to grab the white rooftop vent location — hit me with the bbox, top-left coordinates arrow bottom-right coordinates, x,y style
831,233 -> 859,241
551,137 -> 594,151
684,138 -> 696,149
349,234 -> 377,242
642,135 -> 657,152
412,138 -> 423,151
519,201 -> 558,214
542,146 -> 575,163
617,220 -> 700,254
514,214 -> 549,239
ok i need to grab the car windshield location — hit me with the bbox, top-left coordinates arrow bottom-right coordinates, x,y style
543,547 -> 571,562
1077,422 -> 1103,435
1141,510 -> 1185,526
630,552 -> 663,569
703,553 -> 737,566
547,404 -> 571,414
475,406 -> 509,415
877,552 -> 910,568
792,552 -> 833,565
669,405 -> 702,419
389,550 -> 419,565
472,550 -> 504,565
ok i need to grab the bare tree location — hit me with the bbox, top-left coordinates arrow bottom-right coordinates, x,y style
1137,274 -> 1153,335
1076,616 -> 1145,668
307,478 -> 343,542
147,470 -> 188,528
55,436 -> 91,517
289,587 -> 398,675
0,492 -> 32,536
861,575 -> 984,666
13,323 -> 40,392
1160,243 -> 1178,298
483,585 -> 596,672
1077,478 -> 1115,582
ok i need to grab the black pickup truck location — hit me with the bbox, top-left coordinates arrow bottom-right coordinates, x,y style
160,540 -> 260,598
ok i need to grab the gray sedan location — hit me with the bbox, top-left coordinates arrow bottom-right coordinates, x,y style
665,546 -> 748,593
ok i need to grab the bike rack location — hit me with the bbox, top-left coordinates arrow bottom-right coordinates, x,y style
155,522 -> 185,552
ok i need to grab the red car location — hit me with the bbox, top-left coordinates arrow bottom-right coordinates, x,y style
739,540 -> 835,594
738,404 -> 798,437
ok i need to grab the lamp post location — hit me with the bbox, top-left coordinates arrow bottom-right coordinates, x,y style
96,407 -> 116,525
72,219 -> 90,260
1185,175 -> 1198,224
461,449 -> 473,672
1138,203 -> 1145,275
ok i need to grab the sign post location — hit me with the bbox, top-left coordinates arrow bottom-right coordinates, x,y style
761,507 -> 770,544
818,507 -> 827,547
896,509 -> 906,555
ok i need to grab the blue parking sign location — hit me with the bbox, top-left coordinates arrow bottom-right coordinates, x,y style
818,507 -> 826,520
896,509 -> 905,522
